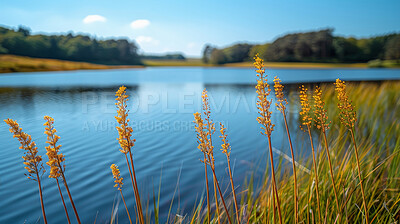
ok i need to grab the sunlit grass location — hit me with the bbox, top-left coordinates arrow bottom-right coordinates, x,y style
143,59 -> 209,67
224,61 -> 369,68
0,54 -> 141,73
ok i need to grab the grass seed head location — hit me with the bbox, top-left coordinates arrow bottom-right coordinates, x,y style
115,86 -> 136,154
193,112 -> 208,156
219,123 -> 231,157
254,54 -> 274,136
43,116 -> 65,179
4,118 -> 45,180
313,86 -> 330,131
299,85 -> 312,129
334,79 -> 357,129
110,164 -> 123,190
273,76 -> 288,112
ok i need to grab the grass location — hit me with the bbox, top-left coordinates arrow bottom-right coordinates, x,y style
368,59 -> 400,68
144,58 -> 373,68
3,56 -> 400,223
1,55 -> 398,73
225,61 -> 370,69
143,59 -> 209,67
0,54 -> 142,73
144,58 -> 371,68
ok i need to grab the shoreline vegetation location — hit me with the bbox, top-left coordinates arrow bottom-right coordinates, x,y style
1,54 -> 400,74
3,54 -> 399,223
0,54 -> 143,73
1,26 -> 399,74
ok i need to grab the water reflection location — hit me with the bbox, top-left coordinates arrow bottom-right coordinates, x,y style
1,67 -> 398,223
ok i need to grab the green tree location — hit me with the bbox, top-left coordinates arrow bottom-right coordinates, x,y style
202,44 -> 214,63
222,43 -> 253,63
384,35 -> 400,60
210,49 -> 227,64
249,43 -> 269,60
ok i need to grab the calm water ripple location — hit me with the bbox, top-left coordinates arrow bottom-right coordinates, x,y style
0,67 -> 399,223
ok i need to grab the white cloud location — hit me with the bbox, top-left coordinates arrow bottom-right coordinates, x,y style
130,19 -> 150,29
83,15 -> 107,24
136,36 -> 159,45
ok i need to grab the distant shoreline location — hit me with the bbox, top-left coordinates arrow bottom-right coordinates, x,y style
1,55 -> 399,74
0,55 -> 143,74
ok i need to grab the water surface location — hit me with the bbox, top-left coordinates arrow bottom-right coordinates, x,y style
0,67 -> 398,223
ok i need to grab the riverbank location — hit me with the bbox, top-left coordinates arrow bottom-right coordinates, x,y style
144,59 -> 400,68
0,55 -> 143,73
143,59 -> 371,68
1,55 -> 399,73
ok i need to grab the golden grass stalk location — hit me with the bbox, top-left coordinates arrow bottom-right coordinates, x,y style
193,112 -> 211,223
334,79 -> 369,224
111,164 -> 133,224
115,86 -> 144,224
313,87 -> 340,218
299,85 -> 322,223
56,178 -> 71,224
219,123 -> 240,224
42,116 -> 71,224
253,54 -> 282,224
43,116 -> 81,224
213,176 -> 221,224
194,89 -> 232,224
273,76 -> 298,223
202,89 -> 232,224
4,118 -> 48,224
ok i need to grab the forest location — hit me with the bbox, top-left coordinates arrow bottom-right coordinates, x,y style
1,26 -> 399,66
0,26 -> 142,65
203,29 -> 400,64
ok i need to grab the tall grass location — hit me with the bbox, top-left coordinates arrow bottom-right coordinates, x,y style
43,115 -> 80,224
115,86 -> 145,224
274,76 -> 298,223
4,118 -> 48,224
111,164 -> 133,224
254,54 -> 283,224
313,86 -> 341,222
3,55 -> 400,223
193,89 -> 232,224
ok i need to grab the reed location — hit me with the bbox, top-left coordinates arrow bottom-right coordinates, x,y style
219,123 -> 240,224
43,116 -> 81,224
56,178 -> 71,224
233,81 -> 399,223
193,112 -> 211,223
254,54 -> 282,224
4,118 -> 48,224
42,116 -> 71,224
115,86 -> 145,224
111,164 -> 133,224
334,79 -> 369,224
313,86 -> 341,220
274,76 -> 298,223
193,89 -> 232,224
299,85 -> 322,223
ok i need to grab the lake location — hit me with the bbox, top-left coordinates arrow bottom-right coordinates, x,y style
0,67 -> 399,223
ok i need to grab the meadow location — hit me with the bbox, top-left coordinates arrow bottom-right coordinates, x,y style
3,55 -> 400,224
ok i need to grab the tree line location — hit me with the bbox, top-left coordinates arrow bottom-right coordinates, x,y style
202,29 -> 400,64
0,26 -> 142,65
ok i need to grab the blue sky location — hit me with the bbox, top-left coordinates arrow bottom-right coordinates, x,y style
1,0 -> 399,57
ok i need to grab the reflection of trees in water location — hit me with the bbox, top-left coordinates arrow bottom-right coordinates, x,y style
0,86 -> 140,115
